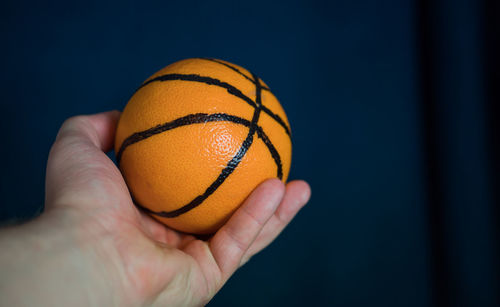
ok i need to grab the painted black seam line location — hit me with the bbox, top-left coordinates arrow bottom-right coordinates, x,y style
116,112 -> 283,179
134,115 -> 283,218
197,57 -> 271,91
149,108 -> 262,218
137,74 -> 265,218
257,127 -> 283,179
260,105 -> 291,136
137,73 -> 291,137
137,73 -> 257,108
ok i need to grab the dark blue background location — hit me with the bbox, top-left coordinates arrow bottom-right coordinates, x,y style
1,0 -> 498,306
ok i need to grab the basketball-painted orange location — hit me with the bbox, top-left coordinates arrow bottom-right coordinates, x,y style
115,58 -> 291,234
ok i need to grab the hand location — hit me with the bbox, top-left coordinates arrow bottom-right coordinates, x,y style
0,111 -> 311,307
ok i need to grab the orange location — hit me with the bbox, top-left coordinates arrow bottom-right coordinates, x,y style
115,58 -> 292,234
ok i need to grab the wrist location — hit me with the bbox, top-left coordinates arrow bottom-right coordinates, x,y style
0,209 -> 129,307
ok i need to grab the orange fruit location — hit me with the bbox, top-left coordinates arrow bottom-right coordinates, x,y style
115,58 -> 292,234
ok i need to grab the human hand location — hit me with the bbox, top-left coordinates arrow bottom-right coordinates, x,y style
0,111 -> 310,307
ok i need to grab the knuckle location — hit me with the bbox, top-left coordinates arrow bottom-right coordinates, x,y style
275,209 -> 288,224
61,115 -> 88,131
56,115 -> 98,146
224,228 -> 248,253
241,205 -> 266,227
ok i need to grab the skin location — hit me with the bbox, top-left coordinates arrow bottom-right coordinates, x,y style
0,111 -> 311,307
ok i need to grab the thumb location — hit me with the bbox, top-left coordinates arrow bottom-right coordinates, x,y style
45,111 -> 123,210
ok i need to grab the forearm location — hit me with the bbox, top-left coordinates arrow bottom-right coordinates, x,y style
0,211 -> 123,307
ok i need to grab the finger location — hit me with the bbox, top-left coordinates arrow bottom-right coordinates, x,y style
208,178 -> 285,281
45,111 -> 123,208
241,180 -> 311,265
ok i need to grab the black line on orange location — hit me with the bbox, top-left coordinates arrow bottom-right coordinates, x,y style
261,105 -> 291,136
197,58 -> 290,136
118,113 -> 240,164
116,112 -> 283,179
137,73 -> 257,108
197,57 -> 271,91
257,128 -> 283,179
137,73 -> 291,136
144,76 -> 263,218
122,73 -> 289,218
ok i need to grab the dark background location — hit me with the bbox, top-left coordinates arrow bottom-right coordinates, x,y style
1,0 -> 499,306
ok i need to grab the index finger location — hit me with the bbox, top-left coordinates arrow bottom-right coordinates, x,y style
208,178 -> 285,282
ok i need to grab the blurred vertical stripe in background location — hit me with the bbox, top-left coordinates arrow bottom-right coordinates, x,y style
418,0 -> 500,306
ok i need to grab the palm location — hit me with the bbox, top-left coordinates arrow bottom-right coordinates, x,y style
45,111 -> 310,307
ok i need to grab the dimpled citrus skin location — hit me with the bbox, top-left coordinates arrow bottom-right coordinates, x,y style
115,58 -> 291,234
